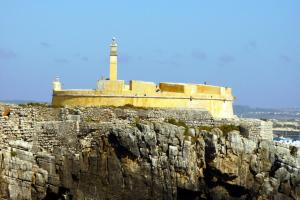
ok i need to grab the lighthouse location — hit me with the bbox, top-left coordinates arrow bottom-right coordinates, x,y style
109,37 -> 117,80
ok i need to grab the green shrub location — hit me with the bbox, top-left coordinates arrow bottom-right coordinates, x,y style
118,104 -> 147,110
166,118 -> 188,128
198,124 -> 239,135
51,104 -> 64,108
198,125 -> 213,132
191,136 -> 199,144
123,104 -> 135,108
166,119 -> 241,143
11,151 -> 17,157
85,116 -> 95,122
260,118 -> 268,121
290,146 -> 298,156
130,116 -> 141,127
134,116 -> 140,125
19,102 -> 49,107
218,124 -> 240,135
166,118 -> 189,139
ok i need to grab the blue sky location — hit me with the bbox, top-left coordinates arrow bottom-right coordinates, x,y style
0,1 -> 299,108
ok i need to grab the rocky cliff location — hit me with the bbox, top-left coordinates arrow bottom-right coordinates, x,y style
272,120 -> 300,132
0,104 -> 299,200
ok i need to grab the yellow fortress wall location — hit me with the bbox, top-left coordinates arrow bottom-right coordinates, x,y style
52,38 -> 235,119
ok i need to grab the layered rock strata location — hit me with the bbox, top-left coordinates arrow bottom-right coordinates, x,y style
0,105 -> 299,200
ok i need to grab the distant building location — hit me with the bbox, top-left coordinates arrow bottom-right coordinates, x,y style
52,38 -> 234,118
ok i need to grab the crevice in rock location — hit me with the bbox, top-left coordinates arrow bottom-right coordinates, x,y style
270,155 -> 281,177
204,167 -> 249,198
44,186 -> 72,200
71,173 -> 79,182
204,167 -> 237,187
177,187 -> 204,200
223,183 -> 249,197
108,133 -> 137,160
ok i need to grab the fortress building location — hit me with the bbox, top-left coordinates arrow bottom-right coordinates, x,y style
52,38 -> 235,118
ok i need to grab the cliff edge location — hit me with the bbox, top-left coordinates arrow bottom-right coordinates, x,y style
0,104 -> 299,200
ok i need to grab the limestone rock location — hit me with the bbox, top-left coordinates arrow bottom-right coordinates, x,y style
0,105 -> 298,200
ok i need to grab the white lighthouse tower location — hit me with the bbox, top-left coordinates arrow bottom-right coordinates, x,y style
52,76 -> 62,91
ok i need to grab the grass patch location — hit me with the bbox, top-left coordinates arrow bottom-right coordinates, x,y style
134,116 -> 140,126
184,133 -> 201,144
130,116 -> 141,127
118,104 -> 147,110
123,104 -> 135,108
166,118 -> 240,143
198,125 -> 213,132
51,104 -> 64,108
190,136 -> 199,144
166,118 -> 188,128
11,151 -> 17,157
218,124 -> 240,135
19,102 -> 49,107
166,118 -> 189,138
199,124 -> 239,135
84,116 -> 95,122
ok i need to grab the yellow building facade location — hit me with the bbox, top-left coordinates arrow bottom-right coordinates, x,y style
52,38 -> 235,119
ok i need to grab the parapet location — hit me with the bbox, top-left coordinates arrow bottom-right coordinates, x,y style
129,80 -> 157,94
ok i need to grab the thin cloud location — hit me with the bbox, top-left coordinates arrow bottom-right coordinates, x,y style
153,58 -> 180,67
218,54 -> 235,65
248,41 -> 257,49
153,49 -> 165,56
171,53 -> 183,59
54,58 -> 69,64
118,54 -> 131,64
40,42 -> 51,48
152,53 -> 182,67
280,55 -> 291,63
74,53 -> 89,62
81,56 -> 88,61
74,53 -> 81,57
192,50 -> 207,61
137,56 -> 143,61
137,51 -> 182,67
0,48 -> 16,59
244,40 -> 257,52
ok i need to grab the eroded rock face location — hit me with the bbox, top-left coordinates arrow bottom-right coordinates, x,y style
0,105 -> 299,200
